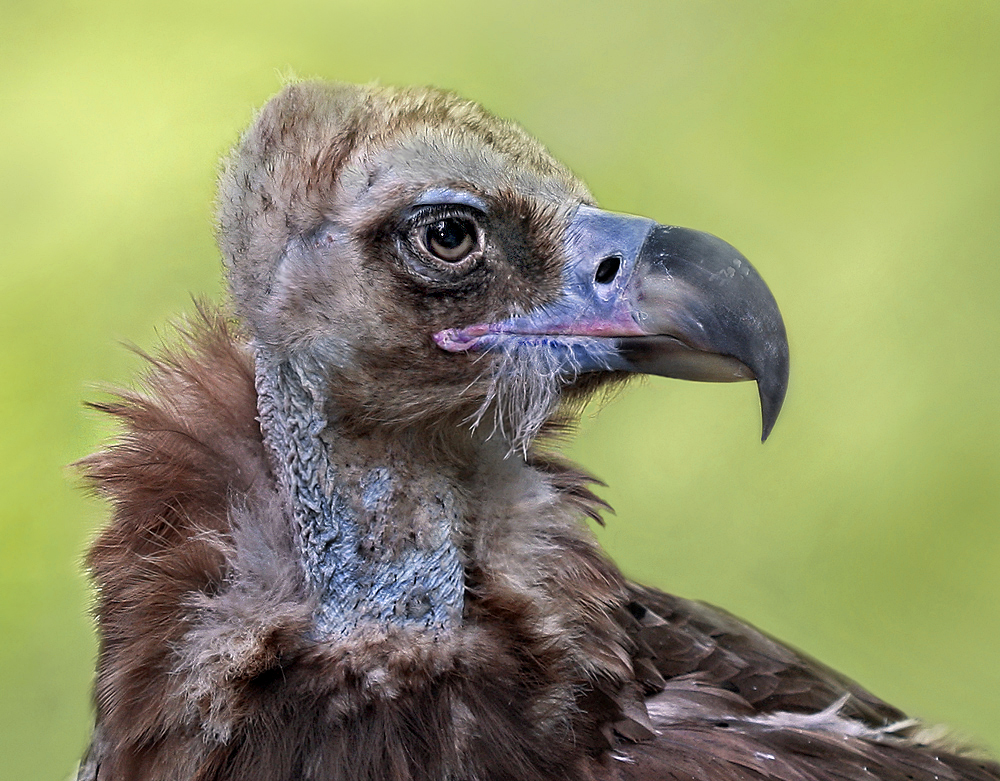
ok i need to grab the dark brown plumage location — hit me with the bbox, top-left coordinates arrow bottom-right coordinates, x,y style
76,82 -> 998,781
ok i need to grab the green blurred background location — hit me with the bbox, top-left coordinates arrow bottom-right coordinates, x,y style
2,1 -> 999,778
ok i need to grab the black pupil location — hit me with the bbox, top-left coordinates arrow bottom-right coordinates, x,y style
430,219 -> 470,251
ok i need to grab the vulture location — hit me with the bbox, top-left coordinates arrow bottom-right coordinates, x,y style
76,81 -> 997,781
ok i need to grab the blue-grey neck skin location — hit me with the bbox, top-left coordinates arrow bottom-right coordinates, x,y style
253,346 -> 465,637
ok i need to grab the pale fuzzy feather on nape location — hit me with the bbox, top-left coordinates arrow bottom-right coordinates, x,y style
170,492 -> 312,744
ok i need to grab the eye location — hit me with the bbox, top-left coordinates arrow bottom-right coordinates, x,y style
423,218 -> 477,262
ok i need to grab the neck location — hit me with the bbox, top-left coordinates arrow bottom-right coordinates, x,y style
254,347 -> 465,637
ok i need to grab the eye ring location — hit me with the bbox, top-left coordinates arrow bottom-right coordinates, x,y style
422,217 -> 478,263
400,205 -> 486,283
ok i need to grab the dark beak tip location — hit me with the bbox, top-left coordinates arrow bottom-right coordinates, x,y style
759,396 -> 780,443
756,352 -> 789,443
629,223 -> 791,444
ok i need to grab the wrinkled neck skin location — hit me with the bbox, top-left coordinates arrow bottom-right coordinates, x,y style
254,346 -> 469,638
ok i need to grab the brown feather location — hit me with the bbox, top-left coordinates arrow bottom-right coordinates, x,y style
78,309 -> 1000,781
78,309 -> 633,779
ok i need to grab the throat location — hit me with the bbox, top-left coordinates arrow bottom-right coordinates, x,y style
254,349 -> 465,637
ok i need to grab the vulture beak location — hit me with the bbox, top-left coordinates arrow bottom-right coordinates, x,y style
436,205 -> 790,441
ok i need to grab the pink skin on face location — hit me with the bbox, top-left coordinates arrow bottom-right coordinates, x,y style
433,310 -> 646,353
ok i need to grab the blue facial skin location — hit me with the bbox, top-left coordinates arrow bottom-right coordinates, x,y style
430,195 -> 789,440
412,187 -> 490,212
435,204 -> 655,368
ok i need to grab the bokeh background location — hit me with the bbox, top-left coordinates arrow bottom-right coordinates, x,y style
3,2 -> 999,779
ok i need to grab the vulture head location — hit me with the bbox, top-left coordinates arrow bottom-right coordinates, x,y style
212,82 -> 788,638
82,82 -> 998,781
218,82 -> 787,446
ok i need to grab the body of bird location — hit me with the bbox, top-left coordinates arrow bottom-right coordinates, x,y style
76,82 -> 998,781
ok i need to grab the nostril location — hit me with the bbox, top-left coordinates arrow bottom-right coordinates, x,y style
594,256 -> 621,285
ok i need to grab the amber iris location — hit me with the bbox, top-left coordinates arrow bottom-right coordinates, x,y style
425,218 -> 476,262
